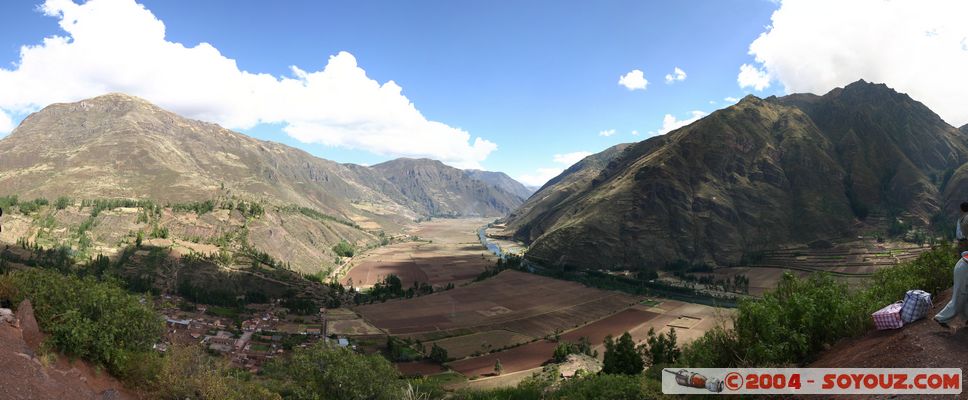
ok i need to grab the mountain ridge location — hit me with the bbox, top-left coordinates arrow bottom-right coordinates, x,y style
505,80 -> 968,270
0,93 -> 527,221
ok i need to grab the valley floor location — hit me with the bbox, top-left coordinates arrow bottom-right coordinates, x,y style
341,218 -> 733,389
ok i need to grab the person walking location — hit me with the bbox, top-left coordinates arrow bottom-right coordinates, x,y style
935,251 -> 968,328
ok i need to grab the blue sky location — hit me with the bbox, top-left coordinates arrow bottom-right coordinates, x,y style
13,0 -> 955,187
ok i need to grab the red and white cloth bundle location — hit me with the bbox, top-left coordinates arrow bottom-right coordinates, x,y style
872,301 -> 905,330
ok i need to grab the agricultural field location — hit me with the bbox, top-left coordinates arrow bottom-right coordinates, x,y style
679,238 -> 931,295
445,299 -> 731,379
343,218 -> 498,288
428,330 -> 533,359
354,270 -> 640,339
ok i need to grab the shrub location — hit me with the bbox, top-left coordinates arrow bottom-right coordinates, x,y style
149,344 -> 279,400
332,240 -> 355,257
1,269 -> 164,377
680,244 -> 956,367
55,196 -> 72,210
263,341 -> 403,400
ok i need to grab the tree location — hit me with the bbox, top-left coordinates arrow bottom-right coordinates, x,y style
602,332 -> 644,375
494,359 -> 503,376
332,240 -> 355,257
553,341 -> 573,363
263,342 -> 403,400
645,327 -> 680,366
429,343 -> 449,363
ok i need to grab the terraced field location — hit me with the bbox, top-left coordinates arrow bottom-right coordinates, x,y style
355,270 -> 640,339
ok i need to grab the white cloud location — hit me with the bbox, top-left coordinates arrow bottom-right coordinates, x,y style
724,96 -> 740,103
517,151 -> 593,187
598,129 -> 616,137
658,110 -> 707,135
0,110 -> 13,133
517,167 -> 564,188
743,0 -> 968,126
664,67 -> 687,84
631,129 -> 640,136
553,151 -> 592,165
0,0 -> 495,168
737,64 -> 771,91
618,69 -> 648,91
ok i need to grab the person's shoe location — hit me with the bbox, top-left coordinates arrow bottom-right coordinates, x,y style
935,318 -> 950,328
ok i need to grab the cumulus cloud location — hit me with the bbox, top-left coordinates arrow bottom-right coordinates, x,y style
724,96 -> 740,103
598,129 -> 616,137
0,0 -> 496,168
517,168 -> 563,188
743,0 -> 968,125
0,110 -> 13,133
737,64 -> 771,91
664,67 -> 687,84
631,129 -> 640,136
517,151 -> 593,187
658,110 -> 707,135
552,151 -> 593,165
618,69 -> 648,91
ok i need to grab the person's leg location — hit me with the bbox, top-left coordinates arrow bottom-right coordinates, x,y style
935,259 -> 968,324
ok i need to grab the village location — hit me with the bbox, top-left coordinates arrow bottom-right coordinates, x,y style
156,294 -> 352,373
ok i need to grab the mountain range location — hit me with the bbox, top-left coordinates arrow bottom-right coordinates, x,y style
0,93 -> 528,273
0,93 -> 527,222
505,80 -> 968,270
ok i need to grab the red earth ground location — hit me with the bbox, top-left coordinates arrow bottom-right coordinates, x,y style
0,300 -> 136,400
810,289 -> 968,399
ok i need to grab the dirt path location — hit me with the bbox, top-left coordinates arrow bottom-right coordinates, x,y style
811,289 -> 968,398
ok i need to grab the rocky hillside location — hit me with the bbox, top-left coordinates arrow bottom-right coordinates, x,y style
465,169 -> 534,200
372,158 -> 526,217
506,80 -> 968,270
505,142 -> 633,241
1,301 -> 132,400
0,94 -> 526,274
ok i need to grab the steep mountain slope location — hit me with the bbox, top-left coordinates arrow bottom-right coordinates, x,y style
0,93 -> 410,223
775,80 -> 968,219
504,142 -> 633,242
507,81 -> 968,270
465,169 -> 534,200
0,94 -> 524,273
372,158 -> 525,217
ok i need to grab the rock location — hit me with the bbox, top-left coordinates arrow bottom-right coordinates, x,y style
0,308 -> 14,324
101,389 -> 121,400
16,300 -> 42,350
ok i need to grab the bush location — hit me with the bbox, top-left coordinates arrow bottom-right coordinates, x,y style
680,244 -> 956,367
1,269 -> 164,377
263,341 -> 404,400
55,196 -> 72,210
552,373 -> 650,400
149,344 -> 279,400
429,343 -> 449,363
332,240 -> 355,257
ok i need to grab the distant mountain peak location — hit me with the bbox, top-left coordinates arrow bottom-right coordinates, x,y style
739,94 -> 762,104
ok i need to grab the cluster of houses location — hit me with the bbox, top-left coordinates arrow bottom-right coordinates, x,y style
156,295 -> 351,372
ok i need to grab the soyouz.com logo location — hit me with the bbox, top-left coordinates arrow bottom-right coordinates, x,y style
662,368 -> 962,395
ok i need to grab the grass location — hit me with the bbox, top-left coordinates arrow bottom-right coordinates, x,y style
206,306 -> 241,318
420,371 -> 467,387
639,299 -> 662,307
